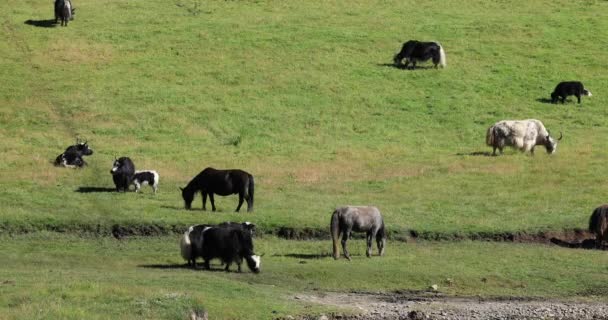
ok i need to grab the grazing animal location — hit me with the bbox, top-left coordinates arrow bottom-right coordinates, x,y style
551,81 -> 592,104
393,40 -> 446,69
180,167 -> 255,212
330,206 -> 386,260
54,0 -> 73,26
110,157 -> 135,192
198,227 -> 260,273
485,119 -> 562,156
183,222 -> 256,267
54,139 -> 94,168
132,170 -> 159,193
589,205 -> 608,249
180,227 -> 194,266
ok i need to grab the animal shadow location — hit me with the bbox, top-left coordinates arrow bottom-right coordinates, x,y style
24,19 -> 57,28
536,98 -> 554,104
138,264 -> 191,270
274,253 -> 333,260
455,151 -> 493,157
550,238 -> 606,250
377,63 -> 404,69
75,187 -> 116,193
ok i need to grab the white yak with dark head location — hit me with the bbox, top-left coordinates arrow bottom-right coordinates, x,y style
486,119 -> 562,156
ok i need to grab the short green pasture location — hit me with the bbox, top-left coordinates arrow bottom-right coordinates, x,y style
2,0 -> 608,235
1,233 -> 607,319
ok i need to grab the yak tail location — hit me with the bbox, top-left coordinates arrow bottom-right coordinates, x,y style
486,126 -> 495,147
180,229 -> 192,262
330,210 -> 341,259
247,174 -> 254,212
437,43 -> 446,68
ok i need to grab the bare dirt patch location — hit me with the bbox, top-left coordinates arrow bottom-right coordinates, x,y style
290,291 -> 608,320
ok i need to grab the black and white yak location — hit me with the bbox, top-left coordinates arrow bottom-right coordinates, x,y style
551,81 -> 592,104
110,157 -> 135,192
184,226 -> 260,273
180,222 -> 256,267
393,40 -> 446,69
132,170 -> 159,193
54,0 -> 74,26
486,119 -> 562,156
54,139 -> 93,168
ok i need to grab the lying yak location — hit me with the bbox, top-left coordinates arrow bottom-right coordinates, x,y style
551,81 -> 592,104
110,157 -> 135,192
54,139 -> 93,168
486,119 -> 562,156
181,222 -> 256,267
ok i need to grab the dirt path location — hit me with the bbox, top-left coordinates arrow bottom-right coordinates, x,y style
292,291 -> 608,320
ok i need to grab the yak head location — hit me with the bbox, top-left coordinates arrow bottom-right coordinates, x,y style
75,139 -> 93,156
246,255 -> 261,273
544,131 -> 563,154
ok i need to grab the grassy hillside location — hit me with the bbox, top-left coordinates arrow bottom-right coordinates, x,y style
2,0 -> 608,235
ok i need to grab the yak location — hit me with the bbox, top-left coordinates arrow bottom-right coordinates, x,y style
486,119 -> 562,156
110,157 -> 135,192
589,205 -> 608,249
197,227 -> 260,273
551,81 -> 592,104
393,40 -> 446,69
54,139 -> 93,168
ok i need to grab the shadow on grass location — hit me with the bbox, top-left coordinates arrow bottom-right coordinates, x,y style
536,98 -> 555,104
139,264 -> 243,272
455,151 -> 493,157
75,187 -> 116,193
550,238 -> 607,250
160,205 -> 184,210
377,63 -> 438,70
24,19 -> 57,28
274,253 -> 333,259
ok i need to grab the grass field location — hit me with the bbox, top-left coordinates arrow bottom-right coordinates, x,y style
2,0 -> 608,318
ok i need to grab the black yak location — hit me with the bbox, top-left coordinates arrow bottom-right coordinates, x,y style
551,81 -> 592,104
589,205 -> 608,249
198,227 -> 260,273
393,40 -> 446,69
110,157 -> 135,192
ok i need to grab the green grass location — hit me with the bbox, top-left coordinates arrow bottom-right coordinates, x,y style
2,0 -> 608,318
1,233 -> 607,319
2,0 -> 608,235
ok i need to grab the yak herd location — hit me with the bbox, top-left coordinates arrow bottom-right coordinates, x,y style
49,5 -> 605,273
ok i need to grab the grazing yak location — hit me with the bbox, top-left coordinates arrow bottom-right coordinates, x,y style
54,0 -> 74,26
393,40 -> 446,69
192,226 -> 260,273
181,222 -> 256,267
551,81 -> 592,104
589,205 -> 608,249
331,206 -> 386,260
110,157 -> 135,192
54,139 -> 93,168
486,119 -> 562,156
180,167 -> 255,212
132,170 -> 159,193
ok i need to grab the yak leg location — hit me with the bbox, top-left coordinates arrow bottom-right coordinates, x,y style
341,228 -> 352,261
224,262 -> 231,272
134,182 -> 141,193
203,259 -> 210,270
576,94 -> 581,104
410,60 -> 417,69
202,192 -> 207,210
366,231 -> 373,257
209,193 -> 216,211
376,233 -> 385,256
235,192 -> 245,212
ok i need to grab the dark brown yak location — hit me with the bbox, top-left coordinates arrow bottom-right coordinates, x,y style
589,205 -> 608,249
